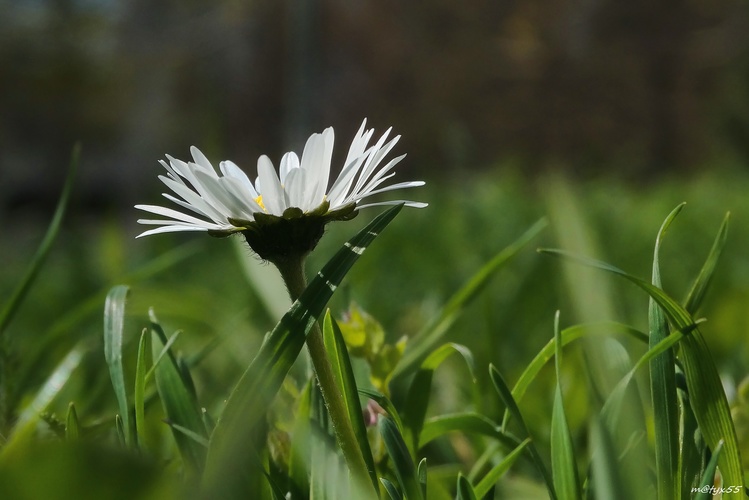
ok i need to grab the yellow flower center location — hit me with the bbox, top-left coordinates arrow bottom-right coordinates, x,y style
255,195 -> 266,211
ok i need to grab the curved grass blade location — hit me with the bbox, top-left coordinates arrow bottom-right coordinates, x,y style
684,213 -> 729,315
203,205 -> 403,492
103,285 -> 132,446
649,203 -> 683,500
419,413 -> 520,451
150,313 -> 207,474
403,343 -> 475,454
392,218 -> 547,381
0,346 -> 83,461
541,249 -> 744,491
455,473 -> 478,500
550,312 -> 581,500
489,364 -> 557,500
322,311 -> 378,491
134,328 -> 152,449
381,478 -> 404,500
380,416 -> 423,500
359,388 -> 407,435
417,458 -> 427,499
0,144 -> 79,336
693,440 -> 723,500
474,438 -> 531,498
502,322 -> 646,430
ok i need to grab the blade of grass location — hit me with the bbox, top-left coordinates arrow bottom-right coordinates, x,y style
380,416 -> 423,500
589,417 -> 625,500
419,412 -> 521,451
150,312 -> 207,475
65,402 -> 80,441
103,285 -> 132,446
322,311 -> 378,491
550,312 -> 581,500
392,218 -> 547,381
541,249 -> 744,491
203,205 -> 403,494
134,328 -> 152,449
0,144 -> 80,336
455,473 -> 478,500
489,364 -> 557,500
381,478 -> 404,500
474,438 -> 531,498
417,458 -> 427,499
649,203 -> 683,500
684,213 -> 729,315
693,440 -> 723,500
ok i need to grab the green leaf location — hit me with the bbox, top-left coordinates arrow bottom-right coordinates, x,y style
0,346 -> 83,461
203,205 -> 403,493
541,249 -> 745,491
65,402 -> 80,441
288,381 -> 312,499
380,416 -> 423,500
693,440 -> 723,500
322,311 -> 378,491
359,388 -> 407,437
503,322 -> 646,430
419,413 -> 520,451
417,458 -> 428,499
381,478 -> 404,500
684,212 -> 729,315
474,438 -> 531,498
103,285 -> 132,446
550,312 -> 581,500
392,218 -> 547,381
455,473 -> 478,500
150,312 -> 207,475
134,328 -> 151,450
648,203 -> 682,500
0,144 -> 79,336
403,343 -> 475,454
489,364 -> 557,500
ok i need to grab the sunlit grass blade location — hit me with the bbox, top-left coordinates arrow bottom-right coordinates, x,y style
103,285 -> 132,446
380,416 -> 423,500
474,438 -> 531,498
679,387 -> 704,495
0,346 -> 83,461
502,322 -> 646,430
134,328 -> 152,449
203,205 -> 403,493
322,311 -> 378,490
649,203 -> 683,500
65,402 -> 80,441
541,249 -> 745,490
418,413 -> 520,451
550,312 -> 581,500
684,212 -> 729,315
0,143 -> 79,336
589,417 -> 625,500
403,343 -> 475,454
693,440 -> 723,500
489,364 -> 556,500
392,218 -> 547,381
455,473 -> 478,500
150,312 -> 207,474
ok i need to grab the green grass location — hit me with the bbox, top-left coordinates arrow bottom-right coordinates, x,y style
2,165 -> 749,498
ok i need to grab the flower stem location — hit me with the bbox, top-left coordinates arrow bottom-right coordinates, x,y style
273,255 -> 375,496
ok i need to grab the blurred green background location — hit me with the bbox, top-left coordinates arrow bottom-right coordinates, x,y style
3,1 -> 749,497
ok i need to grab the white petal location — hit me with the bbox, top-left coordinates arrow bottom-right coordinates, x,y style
355,200 -> 428,210
220,160 -> 258,197
279,152 -> 300,184
135,225 -> 213,238
190,146 -> 215,174
158,175 -> 225,222
284,168 -> 309,210
327,153 -> 368,208
135,204 -> 220,226
353,181 -> 426,201
257,155 -> 287,215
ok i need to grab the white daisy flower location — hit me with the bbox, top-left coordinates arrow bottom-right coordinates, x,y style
135,120 -> 426,246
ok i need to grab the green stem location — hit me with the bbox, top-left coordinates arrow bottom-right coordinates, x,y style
273,255 -> 375,497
